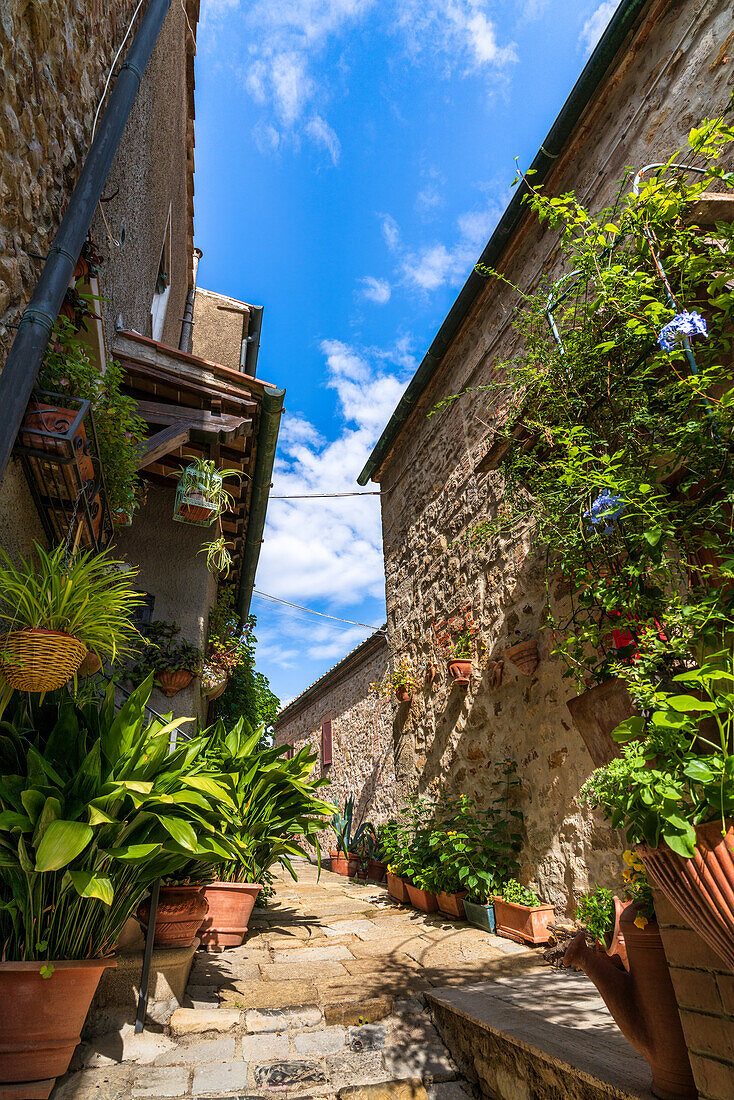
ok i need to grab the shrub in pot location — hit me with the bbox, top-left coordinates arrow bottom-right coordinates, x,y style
492,880 -> 555,946
174,456 -> 241,526
129,620 -> 202,698
370,656 -> 418,704
198,717 -> 335,947
447,632 -> 473,686
330,796 -> 374,878
0,678 -> 241,1096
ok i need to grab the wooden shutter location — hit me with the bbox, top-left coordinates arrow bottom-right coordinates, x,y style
321,719 -> 333,768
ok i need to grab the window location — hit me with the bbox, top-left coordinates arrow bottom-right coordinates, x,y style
285,743 -> 295,760
321,719 -> 333,768
150,205 -> 172,341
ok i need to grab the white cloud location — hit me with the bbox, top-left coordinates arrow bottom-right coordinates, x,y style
391,202 -> 499,293
257,617 -> 373,671
394,0 -> 517,73
305,115 -> 341,164
359,276 -> 391,304
579,1 -> 616,55
381,215 -> 401,251
257,339 -> 411,608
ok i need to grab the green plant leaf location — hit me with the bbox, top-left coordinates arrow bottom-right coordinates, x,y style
68,870 -> 114,906
35,820 -> 93,871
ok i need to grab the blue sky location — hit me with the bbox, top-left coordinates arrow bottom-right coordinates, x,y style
194,0 -> 618,706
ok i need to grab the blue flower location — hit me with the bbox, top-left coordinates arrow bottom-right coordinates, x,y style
584,490 -> 626,534
657,311 -> 708,352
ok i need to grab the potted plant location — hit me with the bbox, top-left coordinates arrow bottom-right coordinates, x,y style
0,543 -> 143,694
492,879 -> 555,945
370,656 -> 418,703
379,819 -> 412,903
197,718 -> 335,947
447,632 -> 473,686
0,678 -> 242,1096
173,456 -> 241,526
129,620 -> 202,697
137,865 -> 211,949
330,797 -> 374,876
504,635 -> 539,676
367,825 -> 389,882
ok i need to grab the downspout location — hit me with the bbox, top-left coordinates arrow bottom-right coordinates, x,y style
241,303 -> 263,376
237,385 -> 284,622
0,0 -> 173,479
179,245 -> 202,352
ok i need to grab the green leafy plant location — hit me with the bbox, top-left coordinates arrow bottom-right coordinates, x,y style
212,610 -> 279,733
576,886 -> 615,942
0,678 -> 244,961
0,543 -> 143,663
370,655 -> 418,699
332,796 -> 375,857
199,534 -> 235,578
129,620 -> 202,688
499,879 -> 542,907
177,456 -> 242,518
450,632 -> 473,659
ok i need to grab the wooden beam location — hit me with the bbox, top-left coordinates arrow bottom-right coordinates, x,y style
134,399 -> 252,441
136,425 -> 191,470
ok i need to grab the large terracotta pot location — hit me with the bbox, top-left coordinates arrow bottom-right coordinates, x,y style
367,858 -> 387,882
137,885 -> 209,948
492,895 -> 555,945
437,890 -> 467,919
637,818 -> 734,971
329,850 -> 358,876
405,882 -> 439,913
387,871 -> 410,904
0,958 -> 115,1096
601,894 -> 629,970
566,677 -> 636,767
199,882 -> 262,948
157,668 -> 194,697
564,906 -> 696,1100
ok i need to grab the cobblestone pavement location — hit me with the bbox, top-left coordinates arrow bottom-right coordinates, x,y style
54,864 -> 527,1100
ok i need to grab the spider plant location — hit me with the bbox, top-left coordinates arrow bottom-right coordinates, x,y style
199,534 -> 234,578
177,456 -> 242,517
0,543 -> 144,663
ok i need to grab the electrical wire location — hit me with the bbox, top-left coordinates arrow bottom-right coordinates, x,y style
252,590 -> 387,633
269,491 -> 383,499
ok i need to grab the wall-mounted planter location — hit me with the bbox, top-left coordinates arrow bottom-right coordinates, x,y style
406,882 -> 439,913
437,890 -> 467,919
566,677 -> 635,767
395,686 -> 412,702
157,668 -> 195,697
492,894 -> 554,945
637,819 -> 734,972
387,871 -> 410,904
505,639 -> 539,677
202,671 -> 229,700
463,899 -> 496,933
447,658 -> 472,686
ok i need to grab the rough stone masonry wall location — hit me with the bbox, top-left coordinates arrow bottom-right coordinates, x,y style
275,638 -> 398,851
376,0 -> 734,916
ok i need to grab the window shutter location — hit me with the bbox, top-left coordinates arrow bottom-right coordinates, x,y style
285,743 -> 294,760
321,719 -> 333,768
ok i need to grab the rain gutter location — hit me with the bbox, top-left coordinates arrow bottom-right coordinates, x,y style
357,0 -> 651,485
0,0 -> 173,479
237,385 -> 285,621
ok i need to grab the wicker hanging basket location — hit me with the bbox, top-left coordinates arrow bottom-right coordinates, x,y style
0,629 -> 87,692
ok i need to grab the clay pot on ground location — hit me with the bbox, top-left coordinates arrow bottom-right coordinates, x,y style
405,882 -> 439,913
387,871 -> 410,904
447,658 -> 472,686
463,899 -> 496,933
0,957 -> 115,1097
198,882 -> 262,948
637,818 -> 734,972
437,890 -> 467,919
563,903 -> 696,1100
157,668 -> 194,697
395,686 -> 412,703
566,677 -> 636,767
137,884 -> 209,948
504,639 -> 539,677
492,894 -> 555,946
367,858 -> 387,882
329,850 -> 359,877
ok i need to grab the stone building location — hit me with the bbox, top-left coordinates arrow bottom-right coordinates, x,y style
0,1 -> 283,721
274,629 -> 398,842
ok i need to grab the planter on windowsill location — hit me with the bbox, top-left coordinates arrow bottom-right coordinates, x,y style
492,894 -> 554,945
447,658 -> 472,687
463,899 -> 496,933
156,668 -> 195,697
405,882 -> 439,913
437,890 -> 467,919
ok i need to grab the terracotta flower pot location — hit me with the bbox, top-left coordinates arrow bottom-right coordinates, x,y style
437,890 -> 467,919
566,677 -> 635,767
77,649 -> 102,679
157,668 -> 194,697
329,850 -> 358,876
405,883 -> 439,913
447,658 -> 472,686
387,871 -> 410,904
137,885 -> 209,948
0,957 -> 115,1095
505,639 -> 539,676
395,686 -> 412,702
367,858 -> 387,882
600,894 -> 628,969
637,818 -> 734,971
463,898 -> 496,933
199,882 -> 262,948
492,894 -> 554,945
175,489 -> 218,525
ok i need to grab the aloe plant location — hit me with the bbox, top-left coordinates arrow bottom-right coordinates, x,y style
0,677 -> 244,961
332,796 -> 375,858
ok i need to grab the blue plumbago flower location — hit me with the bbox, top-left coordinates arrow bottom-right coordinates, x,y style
584,490 -> 627,534
657,311 -> 708,352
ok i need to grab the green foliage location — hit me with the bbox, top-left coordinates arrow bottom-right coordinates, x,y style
0,678 -> 243,961
0,543 -> 143,665
499,879 -> 542,907
38,321 -> 146,514
576,887 -> 614,942
332,795 -> 375,857
177,457 -> 242,519
450,632 -> 473,659
580,651 -> 734,857
129,620 -> 202,686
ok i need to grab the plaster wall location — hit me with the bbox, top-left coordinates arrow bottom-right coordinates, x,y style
274,637 -> 398,848
191,288 -> 251,371
374,0 -> 734,914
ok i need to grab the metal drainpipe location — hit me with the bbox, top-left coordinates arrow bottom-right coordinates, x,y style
179,246 -> 202,352
0,0 -> 172,480
241,303 -> 263,376
237,385 -> 284,622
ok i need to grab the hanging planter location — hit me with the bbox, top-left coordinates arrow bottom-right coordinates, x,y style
157,668 -> 195,697
77,649 -> 102,679
0,629 -> 87,692
637,819 -> 734,972
505,639 -> 539,676
173,458 -> 241,528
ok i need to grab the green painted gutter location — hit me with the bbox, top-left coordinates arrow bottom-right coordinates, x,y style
358,0 -> 651,486
237,385 -> 285,621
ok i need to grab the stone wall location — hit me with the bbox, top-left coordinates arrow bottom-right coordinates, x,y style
274,632 -> 398,848
373,0 -> 734,914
